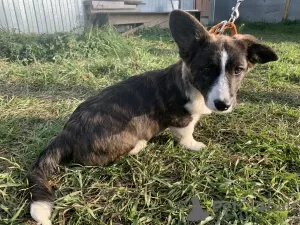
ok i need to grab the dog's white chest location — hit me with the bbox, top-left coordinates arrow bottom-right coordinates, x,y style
185,87 -> 212,119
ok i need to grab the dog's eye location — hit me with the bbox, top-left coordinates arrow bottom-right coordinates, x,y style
234,67 -> 244,75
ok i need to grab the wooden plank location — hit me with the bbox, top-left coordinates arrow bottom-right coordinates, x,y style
124,1 -> 145,5
108,13 -> 168,26
92,1 -> 124,7
86,0 -> 145,5
109,14 -> 150,24
89,8 -> 140,14
92,2 -> 136,9
93,5 -> 137,9
122,24 -> 144,36
103,0 -> 143,2
195,0 -> 210,17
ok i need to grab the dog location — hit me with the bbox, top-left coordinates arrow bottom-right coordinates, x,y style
28,10 -> 278,225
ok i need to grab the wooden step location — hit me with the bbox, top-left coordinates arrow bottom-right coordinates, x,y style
89,8 -> 140,14
93,1 -> 124,6
124,0 -> 145,5
85,0 -> 145,6
105,0 -> 145,3
92,1 -> 136,9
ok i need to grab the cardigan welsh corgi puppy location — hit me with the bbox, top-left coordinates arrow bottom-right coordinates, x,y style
28,10 -> 278,225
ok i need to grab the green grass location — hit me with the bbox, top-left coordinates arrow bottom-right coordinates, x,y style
0,22 -> 299,225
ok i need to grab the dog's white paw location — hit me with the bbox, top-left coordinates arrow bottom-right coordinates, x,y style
180,139 -> 206,151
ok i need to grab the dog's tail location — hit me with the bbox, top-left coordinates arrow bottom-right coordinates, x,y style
28,134 -> 72,225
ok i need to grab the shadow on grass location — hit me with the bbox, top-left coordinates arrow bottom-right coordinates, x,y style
0,82 -> 99,101
146,46 -> 177,56
237,21 -> 300,44
239,90 -> 300,107
0,116 -> 66,162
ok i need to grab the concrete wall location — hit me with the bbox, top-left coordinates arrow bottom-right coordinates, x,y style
288,0 -> 300,21
214,0 -> 300,23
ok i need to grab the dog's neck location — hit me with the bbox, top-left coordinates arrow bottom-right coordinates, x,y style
180,61 -> 212,116
181,61 -> 191,83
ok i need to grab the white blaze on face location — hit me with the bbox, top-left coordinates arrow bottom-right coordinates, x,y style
206,50 -> 232,112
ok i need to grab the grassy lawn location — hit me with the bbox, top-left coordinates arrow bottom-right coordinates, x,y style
0,22 -> 299,225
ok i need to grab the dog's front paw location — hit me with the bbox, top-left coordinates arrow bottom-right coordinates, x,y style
180,138 -> 206,151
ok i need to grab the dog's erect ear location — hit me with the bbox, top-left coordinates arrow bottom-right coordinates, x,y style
248,42 -> 279,64
234,34 -> 278,64
169,10 -> 210,60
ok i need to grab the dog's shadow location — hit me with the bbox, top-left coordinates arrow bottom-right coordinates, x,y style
148,132 -> 172,145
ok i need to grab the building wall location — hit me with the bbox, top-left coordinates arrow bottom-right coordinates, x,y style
214,0 -> 300,23
1,0 -> 299,34
0,0 -> 195,34
138,0 -> 169,12
182,0 -> 194,10
0,0 -> 85,33
288,0 -> 300,21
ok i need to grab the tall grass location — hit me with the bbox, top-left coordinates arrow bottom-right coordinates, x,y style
0,26 -> 132,63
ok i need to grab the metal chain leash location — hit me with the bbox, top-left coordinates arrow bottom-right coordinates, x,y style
229,0 -> 244,23
210,0 -> 244,35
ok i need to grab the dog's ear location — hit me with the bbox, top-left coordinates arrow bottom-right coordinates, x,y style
248,42 -> 279,64
234,34 -> 278,64
169,10 -> 210,61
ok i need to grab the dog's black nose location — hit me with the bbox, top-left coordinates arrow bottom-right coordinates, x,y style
214,100 -> 231,111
